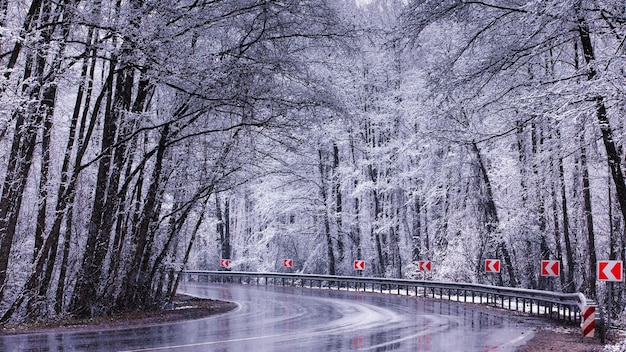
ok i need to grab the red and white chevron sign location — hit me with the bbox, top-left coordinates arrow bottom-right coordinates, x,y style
418,261 -> 432,271
353,260 -> 365,270
541,260 -> 560,277
283,259 -> 293,267
597,260 -> 623,281
485,259 -> 500,273
219,259 -> 230,268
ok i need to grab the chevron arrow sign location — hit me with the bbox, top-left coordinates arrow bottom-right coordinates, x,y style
353,260 -> 365,270
419,260 -> 432,271
541,260 -> 560,277
485,259 -> 500,273
598,260 -> 623,282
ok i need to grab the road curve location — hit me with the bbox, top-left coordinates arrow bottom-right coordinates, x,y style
0,282 -> 536,351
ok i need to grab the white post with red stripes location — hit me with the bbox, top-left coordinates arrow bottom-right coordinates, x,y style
581,305 -> 596,338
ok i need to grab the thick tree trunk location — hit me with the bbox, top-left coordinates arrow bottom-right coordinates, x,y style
559,154 -> 575,292
551,179 -> 565,289
332,143 -> 345,261
472,142 -> 517,287
352,180 -> 363,261
27,84 -> 59,317
34,110 -> 52,261
70,57 -> 130,316
367,162 -> 386,276
149,201 -> 193,303
108,131 -> 153,290
54,208 -> 73,314
578,17 -> 626,231
412,194 -> 422,263
515,122 -> 536,288
531,123 -> 552,290
2,0 -> 43,84
0,34 -> 51,301
118,123 -> 169,310
548,125 -> 574,291
169,196 -> 212,302
17,60 -> 114,320
580,133 -> 597,297
349,135 -> 363,262
216,195 -> 232,262
318,150 -> 336,276
0,108 -> 41,300
390,191 -> 402,278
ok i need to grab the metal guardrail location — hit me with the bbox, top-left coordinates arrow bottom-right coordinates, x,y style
182,270 -> 587,324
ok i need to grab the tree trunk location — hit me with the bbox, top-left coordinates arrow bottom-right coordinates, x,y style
412,193 -> 422,263
54,206 -> 73,314
169,195 -> 212,302
149,202 -> 192,298
333,143 -> 345,261
550,179 -> 564,289
0,61 -> 46,303
69,60 -> 124,317
558,153 -> 575,292
578,16 -> 626,231
472,142 -> 517,286
118,123 -> 170,310
318,150 -> 336,276
352,180 -> 362,261
515,122 -> 536,288
349,134 -> 363,262
20,59 -> 114,320
580,133 -> 597,297
34,109 -> 51,261
216,195 -> 232,262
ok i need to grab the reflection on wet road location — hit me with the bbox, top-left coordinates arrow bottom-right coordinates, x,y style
0,282 -> 535,351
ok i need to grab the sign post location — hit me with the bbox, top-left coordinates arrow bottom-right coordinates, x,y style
597,260 -> 623,341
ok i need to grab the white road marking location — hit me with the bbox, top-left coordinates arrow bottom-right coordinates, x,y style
119,333 -> 292,352
495,331 -> 534,350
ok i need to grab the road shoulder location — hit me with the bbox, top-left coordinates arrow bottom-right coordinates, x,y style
0,294 -> 237,336
515,324 -> 621,352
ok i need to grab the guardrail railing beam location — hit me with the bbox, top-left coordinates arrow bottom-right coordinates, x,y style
181,270 -> 586,327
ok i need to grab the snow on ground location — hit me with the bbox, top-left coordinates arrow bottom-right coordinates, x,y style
604,330 -> 626,352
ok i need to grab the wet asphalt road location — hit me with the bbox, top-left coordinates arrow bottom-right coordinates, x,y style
0,282 -> 537,351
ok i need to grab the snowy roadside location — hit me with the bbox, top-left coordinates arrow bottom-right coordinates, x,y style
603,329 -> 626,352
516,325 -> 626,352
0,295 -> 237,336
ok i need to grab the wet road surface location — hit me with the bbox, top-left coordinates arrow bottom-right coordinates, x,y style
1,282 -> 536,351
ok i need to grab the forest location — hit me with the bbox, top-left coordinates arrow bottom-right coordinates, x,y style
0,0 -> 625,324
